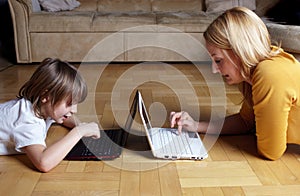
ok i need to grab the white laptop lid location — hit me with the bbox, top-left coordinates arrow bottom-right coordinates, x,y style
137,90 -> 208,160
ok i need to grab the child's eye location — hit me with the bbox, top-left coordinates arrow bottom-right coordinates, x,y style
66,99 -> 73,107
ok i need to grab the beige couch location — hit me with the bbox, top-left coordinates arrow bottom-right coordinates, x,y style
8,0 -> 300,63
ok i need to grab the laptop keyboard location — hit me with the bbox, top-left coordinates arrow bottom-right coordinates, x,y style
151,128 -> 194,155
80,130 -> 122,157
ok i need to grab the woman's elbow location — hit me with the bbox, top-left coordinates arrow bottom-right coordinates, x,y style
258,147 -> 286,161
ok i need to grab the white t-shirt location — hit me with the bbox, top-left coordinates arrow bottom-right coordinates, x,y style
0,98 -> 54,155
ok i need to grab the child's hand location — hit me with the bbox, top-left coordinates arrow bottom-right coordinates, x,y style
170,111 -> 199,134
75,122 -> 100,139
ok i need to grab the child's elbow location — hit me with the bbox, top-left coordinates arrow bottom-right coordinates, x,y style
38,167 -> 52,173
35,160 -> 54,173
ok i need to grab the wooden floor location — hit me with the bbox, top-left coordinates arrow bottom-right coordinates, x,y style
0,62 -> 300,195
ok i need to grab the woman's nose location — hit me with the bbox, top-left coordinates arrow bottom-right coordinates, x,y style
212,64 -> 220,74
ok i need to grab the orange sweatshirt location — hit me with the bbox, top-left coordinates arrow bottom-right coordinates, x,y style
240,48 -> 300,160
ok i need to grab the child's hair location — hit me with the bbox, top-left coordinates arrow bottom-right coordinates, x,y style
203,6 -> 279,81
18,58 -> 88,118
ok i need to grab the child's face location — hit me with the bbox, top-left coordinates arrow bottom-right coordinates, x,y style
42,99 -> 77,124
206,42 -> 245,85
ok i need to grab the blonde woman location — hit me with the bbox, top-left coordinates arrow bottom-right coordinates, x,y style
170,7 -> 300,160
0,58 -> 100,172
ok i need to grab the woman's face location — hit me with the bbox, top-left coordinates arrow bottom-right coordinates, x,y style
206,42 -> 245,85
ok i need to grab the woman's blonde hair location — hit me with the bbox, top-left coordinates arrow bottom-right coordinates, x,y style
204,6 -> 280,104
204,6 -> 279,80
18,58 -> 87,118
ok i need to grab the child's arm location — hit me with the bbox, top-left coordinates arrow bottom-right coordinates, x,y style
22,122 -> 100,172
62,115 -> 80,129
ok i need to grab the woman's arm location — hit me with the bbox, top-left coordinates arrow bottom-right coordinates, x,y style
170,111 -> 254,135
252,66 -> 291,160
22,122 -> 100,172
198,113 -> 253,135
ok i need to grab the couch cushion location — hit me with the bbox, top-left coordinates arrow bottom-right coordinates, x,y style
29,12 -> 94,32
266,23 -> 300,54
38,0 -> 80,12
30,32 -> 125,62
98,0 -> 151,12
152,0 -> 204,13
206,0 -> 256,12
32,0 -> 41,12
156,12 -> 219,32
92,12 -> 156,31
74,0 -> 98,11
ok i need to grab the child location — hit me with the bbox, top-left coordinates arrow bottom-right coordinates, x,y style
0,58 -> 100,172
170,7 -> 300,160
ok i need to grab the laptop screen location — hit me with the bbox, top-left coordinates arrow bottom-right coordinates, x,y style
124,91 -> 138,132
138,91 -> 152,130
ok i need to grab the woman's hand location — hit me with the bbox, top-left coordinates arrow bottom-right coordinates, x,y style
170,111 -> 199,134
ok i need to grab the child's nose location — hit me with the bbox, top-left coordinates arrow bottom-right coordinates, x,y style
71,104 -> 78,113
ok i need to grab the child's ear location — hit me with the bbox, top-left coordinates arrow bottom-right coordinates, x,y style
41,96 -> 49,103
41,90 -> 49,103
41,98 -> 47,103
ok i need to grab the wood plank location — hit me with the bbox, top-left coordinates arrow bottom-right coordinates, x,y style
178,161 -> 261,187
100,103 -> 115,128
182,188 -> 204,196
218,137 -> 247,161
281,153 -> 300,182
32,190 -> 119,196
243,185 -> 300,196
201,187 -> 224,196
222,187 -> 245,196
9,172 -> 41,196
247,160 -> 280,185
266,159 -> 298,185
159,163 -> 182,196
0,171 -> 36,195
120,168 -> 140,196
84,161 -> 105,172
180,176 -> 260,188
102,161 -> 122,172
204,139 -> 228,161
39,172 -> 120,181
140,163 -> 161,196
65,161 -> 86,172
34,181 -> 119,192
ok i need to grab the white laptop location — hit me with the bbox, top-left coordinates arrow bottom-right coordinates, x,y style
137,90 -> 208,160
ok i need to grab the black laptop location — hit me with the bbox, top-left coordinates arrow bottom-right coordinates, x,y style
64,92 -> 138,161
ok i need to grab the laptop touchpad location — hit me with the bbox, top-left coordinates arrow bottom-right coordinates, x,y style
187,131 -> 198,138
